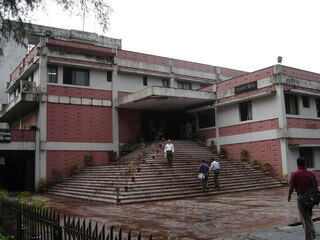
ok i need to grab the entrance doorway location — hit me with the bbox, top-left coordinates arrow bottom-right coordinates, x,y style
0,151 -> 35,191
141,110 -> 195,141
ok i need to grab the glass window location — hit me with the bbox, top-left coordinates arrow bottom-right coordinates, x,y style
302,96 -> 310,108
162,79 -> 169,88
63,67 -> 89,86
239,101 -> 253,121
285,94 -> 299,115
143,76 -> 148,86
48,65 -> 58,83
316,99 -> 320,118
177,81 -> 191,90
107,71 -> 112,82
198,109 -> 215,129
299,147 -> 314,168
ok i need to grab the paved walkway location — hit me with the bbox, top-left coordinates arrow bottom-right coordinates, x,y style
229,222 -> 320,240
37,187 -> 320,239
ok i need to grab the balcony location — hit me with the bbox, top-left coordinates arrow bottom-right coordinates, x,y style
0,81 -> 38,122
0,129 -> 36,150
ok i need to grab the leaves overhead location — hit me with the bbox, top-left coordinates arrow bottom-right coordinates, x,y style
0,0 -> 112,55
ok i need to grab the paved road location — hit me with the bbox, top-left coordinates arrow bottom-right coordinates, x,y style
228,221 -> 320,240
35,187 -> 320,239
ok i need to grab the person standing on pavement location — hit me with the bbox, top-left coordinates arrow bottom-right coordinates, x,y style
288,157 -> 318,240
198,160 -> 209,192
209,158 -> 220,190
164,139 -> 174,167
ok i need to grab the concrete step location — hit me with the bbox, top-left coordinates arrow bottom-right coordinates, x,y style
47,140 -> 282,204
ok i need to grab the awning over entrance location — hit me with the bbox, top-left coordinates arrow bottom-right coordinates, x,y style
115,86 -> 216,111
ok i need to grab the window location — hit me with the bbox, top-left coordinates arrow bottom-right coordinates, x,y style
143,76 -> 148,86
239,101 -> 252,121
285,94 -> 299,115
107,71 -> 112,82
299,147 -> 314,168
177,81 -> 191,90
48,65 -> 58,83
302,96 -> 310,108
198,109 -> 215,129
162,79 -> 169,88
63,67 -> 89,86
316,99 -> 320,117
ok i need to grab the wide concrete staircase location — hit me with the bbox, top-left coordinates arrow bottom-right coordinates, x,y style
47,140 -> 283,204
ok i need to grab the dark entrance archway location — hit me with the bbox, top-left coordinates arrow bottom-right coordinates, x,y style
0,151 -> 35,191
141,110 -> 195,141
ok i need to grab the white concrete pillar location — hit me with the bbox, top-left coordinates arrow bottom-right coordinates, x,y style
112,64 -> 119,152
36,40 -> 48,190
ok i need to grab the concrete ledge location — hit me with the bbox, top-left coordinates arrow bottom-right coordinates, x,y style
115,86 -> 215,111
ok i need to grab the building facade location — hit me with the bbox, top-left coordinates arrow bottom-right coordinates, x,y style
0,26 -> 319,191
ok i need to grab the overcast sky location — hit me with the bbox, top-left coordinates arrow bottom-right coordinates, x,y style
31,0 -> 320,73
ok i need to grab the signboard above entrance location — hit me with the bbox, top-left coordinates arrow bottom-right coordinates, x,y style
0,130 -> 11,143
235,81 -> 257,94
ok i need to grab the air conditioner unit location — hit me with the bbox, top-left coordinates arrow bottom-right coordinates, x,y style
20,81 -> 34,93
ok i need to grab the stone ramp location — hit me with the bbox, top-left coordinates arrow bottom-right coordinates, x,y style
47,140 -> 282,204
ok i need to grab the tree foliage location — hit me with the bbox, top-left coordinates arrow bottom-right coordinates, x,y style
0,0 -> 112,55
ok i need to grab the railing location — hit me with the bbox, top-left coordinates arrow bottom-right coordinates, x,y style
0,198 -> 153,240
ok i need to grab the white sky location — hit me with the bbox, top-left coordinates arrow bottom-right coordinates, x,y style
30,0 -> 320,73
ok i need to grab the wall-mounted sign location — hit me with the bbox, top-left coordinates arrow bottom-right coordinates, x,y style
235,81 -> 257,95
0,157 -> 5,165
0,130 -> 11,143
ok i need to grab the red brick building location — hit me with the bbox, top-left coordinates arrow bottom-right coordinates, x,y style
0,25 -> 319,191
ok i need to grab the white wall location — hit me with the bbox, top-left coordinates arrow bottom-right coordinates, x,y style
217,94 -> 279,127
117,73 -> 163,93
0,39 -> 28,104
48,65 -> 112,91
293,95 -> 320,119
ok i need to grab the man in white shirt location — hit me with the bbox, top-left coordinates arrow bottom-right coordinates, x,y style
209,159 -> 221,190
164,139 -> 174,167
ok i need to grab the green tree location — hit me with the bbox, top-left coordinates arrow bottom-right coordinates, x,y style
0,0 -> 112,55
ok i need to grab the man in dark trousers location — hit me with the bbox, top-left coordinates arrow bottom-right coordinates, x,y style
288,157 -> 318,240
164,139 -> 174,167
198,159 -> 209,192
209,158 -> 220,190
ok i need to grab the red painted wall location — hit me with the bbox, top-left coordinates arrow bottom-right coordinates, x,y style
46,150 -> 109,182
9,130 -> 36,142
288,138 -> 320,145
222,139 -> 282,179
47,85 -> 112,100
47,103 -> 112,143
196,128 -> 216,139
287,118 -> 320,129
219,118 -> 279,137
48,56 -> 113,68
118,109 -> 141,143
218,85 -> 276,104
217,67 -> 274,91
282,66 -> 320,83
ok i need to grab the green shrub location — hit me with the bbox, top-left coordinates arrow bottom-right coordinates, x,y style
39,178 -> 47,191
71,162 -> 79,172
252,159 -> 260,166
240,149 -> 248,158
219,146 -> 226,155
263,162 -> 272,172
84,154 -> 94,165
53,168 -> 64,181
0,232 -> 14,240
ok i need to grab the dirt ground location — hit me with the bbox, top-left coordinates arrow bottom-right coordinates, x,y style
35,187 -> 316,240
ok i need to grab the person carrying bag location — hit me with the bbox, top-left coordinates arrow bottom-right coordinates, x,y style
288,157 -> 319,240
